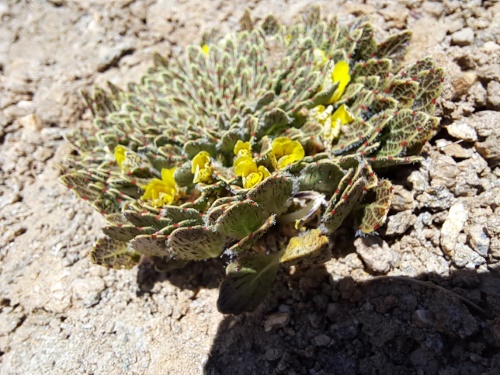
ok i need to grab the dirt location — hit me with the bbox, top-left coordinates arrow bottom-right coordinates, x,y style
0,0 -> 499,374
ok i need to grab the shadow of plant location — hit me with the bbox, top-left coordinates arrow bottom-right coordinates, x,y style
203,265 -> 500,375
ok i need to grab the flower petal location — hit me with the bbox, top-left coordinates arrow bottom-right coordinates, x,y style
331,104 -> 353,125
114,145 -> 127,170
329,61 -> 351,103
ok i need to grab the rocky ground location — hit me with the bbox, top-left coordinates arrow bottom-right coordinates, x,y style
0,0 -> 499,374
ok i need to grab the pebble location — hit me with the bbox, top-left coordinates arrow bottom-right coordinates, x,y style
265,348 -> 282,361
468,225 -> 490,257
72,277 -> 106,307
313,334 -> 331,347
440,202 -> 468,257
453,243 -> 486,269
18,113 -> 43,132
386,211 -> 417,235
486,80 -> 500,110
354,236 -> 396,274
416,186 -> 455,211
475,137 -> 500,168
413,309 -> 436,328
451,28 -> 474,46
391,185 -> 415,211
264,312 -> 290,332
446,122 -> 478,142
407,170 -> 429,192
477,64 -> 500,84
441,143 -> 474,159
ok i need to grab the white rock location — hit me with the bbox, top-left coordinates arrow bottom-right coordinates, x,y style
468,225 -> 490,257
264,312 -> 290,332
446,122 -> 478,142
354,236 -> 397,274
451,28 -> 474,46
440,202 -> 468,256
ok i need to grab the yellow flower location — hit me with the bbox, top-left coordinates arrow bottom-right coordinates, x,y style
329,61 -> 351,103
141,167 -> 179,207
202,44 -> 210,56
234,155 -> 270,189
271,137 -> 305,169
331,104 -> 353,125
191,151 -> 213,184
310,105 -> 331,125
114,145 -> 127,170
328,104 -> 354,140
233,140 -> 252,157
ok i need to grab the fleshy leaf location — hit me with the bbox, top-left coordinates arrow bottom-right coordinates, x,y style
90,237 -> 141,269
246,175 -> 294,215
297,160 -> 344,194
280,229 -> 331,266
130,234 -> 171,257
358,179 -> 394,234
102,224 -> 156,241
227,214 -> 276,254
215,200 -> 269,239
217,251 -> 283,314
168,226 -> 226,260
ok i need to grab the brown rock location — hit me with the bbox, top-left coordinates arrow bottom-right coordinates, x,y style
486,80 -> 500,110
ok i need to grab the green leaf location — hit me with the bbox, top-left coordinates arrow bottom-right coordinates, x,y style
298,160 -> 344,194
227,214 -> 276,254
217,251 -> 282,314
90,237 -> 141,269
102,224 -> 156,241
247,175 -> 294,215
280,229 -> 331,266
130,234 -> 172,257
215,200 -> 269,239
358,179 -> 394,233
168,226 -> 226,260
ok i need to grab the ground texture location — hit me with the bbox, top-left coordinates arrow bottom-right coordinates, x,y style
1,0 -> 499,374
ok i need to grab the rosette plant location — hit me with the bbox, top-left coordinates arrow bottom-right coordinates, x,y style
60,7 -> 444,314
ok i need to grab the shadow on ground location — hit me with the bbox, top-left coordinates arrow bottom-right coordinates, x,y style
202,265 -> 500,375
136,257 -> 225,295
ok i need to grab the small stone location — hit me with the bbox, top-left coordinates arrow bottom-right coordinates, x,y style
451,72 -> 476,99
468,81 -> 487,107
264,312 -> 290,332
467,111 -> 500,138
327,303 -> 340,322
441,143 -> 474,159
422,1 -> 444,17
477,64 -> 500,84
354,236 -> 397,274
446,122 -> 478,142
486,80 -> 500,110
451,28 -> 474,46
408,170 -> 429,192
468,225 -> 490,257
391,185 -> 415,211
386,210 -> 417,235
475,136 -> 500,168
72,277 -> 106,307
313,334 -> 331,347
18,114 -> 42,132
413,309 -> 436,328
453,243 -> 486,268
265,348 -> 283,361
440,202 -> 468,257
429,153 -> 458,188
416,186 -> 455,211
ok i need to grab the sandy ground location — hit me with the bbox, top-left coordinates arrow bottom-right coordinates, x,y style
1,0 -> 499,374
